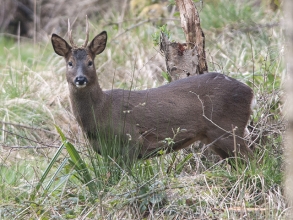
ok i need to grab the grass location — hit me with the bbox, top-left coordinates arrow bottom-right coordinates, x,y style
0,0 -> 287,219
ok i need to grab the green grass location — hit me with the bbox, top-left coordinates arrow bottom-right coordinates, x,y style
0,0 -> 286,219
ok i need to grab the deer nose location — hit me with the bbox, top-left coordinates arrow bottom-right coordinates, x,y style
74,76 -> 88,88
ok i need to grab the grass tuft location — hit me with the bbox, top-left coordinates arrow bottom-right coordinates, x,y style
0,0 -> 287,218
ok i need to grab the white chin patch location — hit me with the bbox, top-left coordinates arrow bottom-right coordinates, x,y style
75,83 -> 87,88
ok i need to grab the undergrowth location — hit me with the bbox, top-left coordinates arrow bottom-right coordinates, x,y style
0,0 -> 286,219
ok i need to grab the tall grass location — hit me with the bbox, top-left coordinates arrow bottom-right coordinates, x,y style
0,0 -> 286,219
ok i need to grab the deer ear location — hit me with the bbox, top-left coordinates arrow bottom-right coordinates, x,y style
51,34 -> 71,57
88,31 -> 107,55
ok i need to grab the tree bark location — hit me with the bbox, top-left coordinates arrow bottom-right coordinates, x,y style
175,0 -> 208,74
160,33 -> 199,80
160,0 -> 207,81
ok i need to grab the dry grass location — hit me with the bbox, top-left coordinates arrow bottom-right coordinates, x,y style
0,0 -> 287,219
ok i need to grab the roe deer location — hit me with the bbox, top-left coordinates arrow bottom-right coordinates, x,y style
51,19 -> 254,162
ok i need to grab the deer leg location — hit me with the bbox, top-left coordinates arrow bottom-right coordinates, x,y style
208,132 -> 252,160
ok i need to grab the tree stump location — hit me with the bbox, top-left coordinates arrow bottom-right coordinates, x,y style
160,33 -> 199,80
160,0 -> 207,81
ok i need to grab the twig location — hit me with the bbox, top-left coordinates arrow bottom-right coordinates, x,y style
230,22 -> 280,33
0,33 -> 32,40
0,121 -> 56,135
110,18 -> 179,42
189,91 -> 232,135
1,144 -> 59,149
201,133 -> 228,154
0,121 -> 78,143
106,17 -> 178,28
111,19 -> 153,41
189,90 -> 249,142
0,128 -> 58,148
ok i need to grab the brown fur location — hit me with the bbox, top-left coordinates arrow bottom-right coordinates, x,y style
51,30 -> 254,161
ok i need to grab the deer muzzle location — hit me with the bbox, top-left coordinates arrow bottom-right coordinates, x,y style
74,76 -> 88,88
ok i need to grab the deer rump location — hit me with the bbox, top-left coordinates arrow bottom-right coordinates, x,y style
85,72 -> 254,160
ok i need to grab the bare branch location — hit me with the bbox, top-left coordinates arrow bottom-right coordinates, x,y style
0,120 -> 78,143
1,128 -> 59,148
1,144 -> 59,149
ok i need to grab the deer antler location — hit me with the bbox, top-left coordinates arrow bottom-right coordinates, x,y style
68,19 -> 77,48
82,15 -> 89,48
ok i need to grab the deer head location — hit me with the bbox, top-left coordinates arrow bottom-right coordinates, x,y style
51,17 -> 107,89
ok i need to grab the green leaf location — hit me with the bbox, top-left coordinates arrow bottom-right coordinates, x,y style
29,142 -> 65,201
175,153 -> 193,174
161,71 -> 172,83
56,125 -> 98,196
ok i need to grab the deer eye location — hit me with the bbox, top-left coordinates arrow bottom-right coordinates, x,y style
68,61 -> 73,67
88,61 -> 93,67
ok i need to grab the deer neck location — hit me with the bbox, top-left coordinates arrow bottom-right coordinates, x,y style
68,82 -> 106,130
